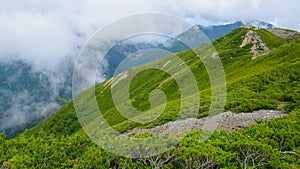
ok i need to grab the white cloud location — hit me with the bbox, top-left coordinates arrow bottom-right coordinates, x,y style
0,0 -> 299,70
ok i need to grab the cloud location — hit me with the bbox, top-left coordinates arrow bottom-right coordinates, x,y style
0,0 -> 299,71
0,90 -> 61,129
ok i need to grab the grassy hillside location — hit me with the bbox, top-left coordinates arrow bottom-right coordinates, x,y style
25,27 -> 299,136
1,27 -> 299,168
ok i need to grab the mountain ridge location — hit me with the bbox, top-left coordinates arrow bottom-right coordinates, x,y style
23,26 -> 299,137
0,20 -> 276,137
1,26 -> 300,168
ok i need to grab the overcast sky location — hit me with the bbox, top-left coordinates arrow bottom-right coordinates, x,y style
0,0 -> 299,70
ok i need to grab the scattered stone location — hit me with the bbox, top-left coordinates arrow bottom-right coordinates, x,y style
103,78 -> 113,88
162,60 -> 171,69
111,71 -> 128,88
211,52 -> 219,58
178,62 -> 184,67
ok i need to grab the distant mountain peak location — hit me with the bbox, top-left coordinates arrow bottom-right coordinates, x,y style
191,20 -> 273,41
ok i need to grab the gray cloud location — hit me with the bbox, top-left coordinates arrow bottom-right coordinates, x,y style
0,0 -> 299,70
0,91 -> 60,129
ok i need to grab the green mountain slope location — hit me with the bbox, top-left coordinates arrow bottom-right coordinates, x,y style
26,27 -> 300,136
1,27 -> 299,168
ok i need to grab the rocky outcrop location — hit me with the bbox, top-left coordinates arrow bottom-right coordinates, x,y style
240,24 -> 254,29
123,110 -> 287,137
240,30 -> 271,59
268,29 -> 299,40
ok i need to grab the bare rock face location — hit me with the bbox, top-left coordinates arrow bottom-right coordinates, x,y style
268,28 -> 299,40
122,110 -> 287,137
240,30 -> 271,59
